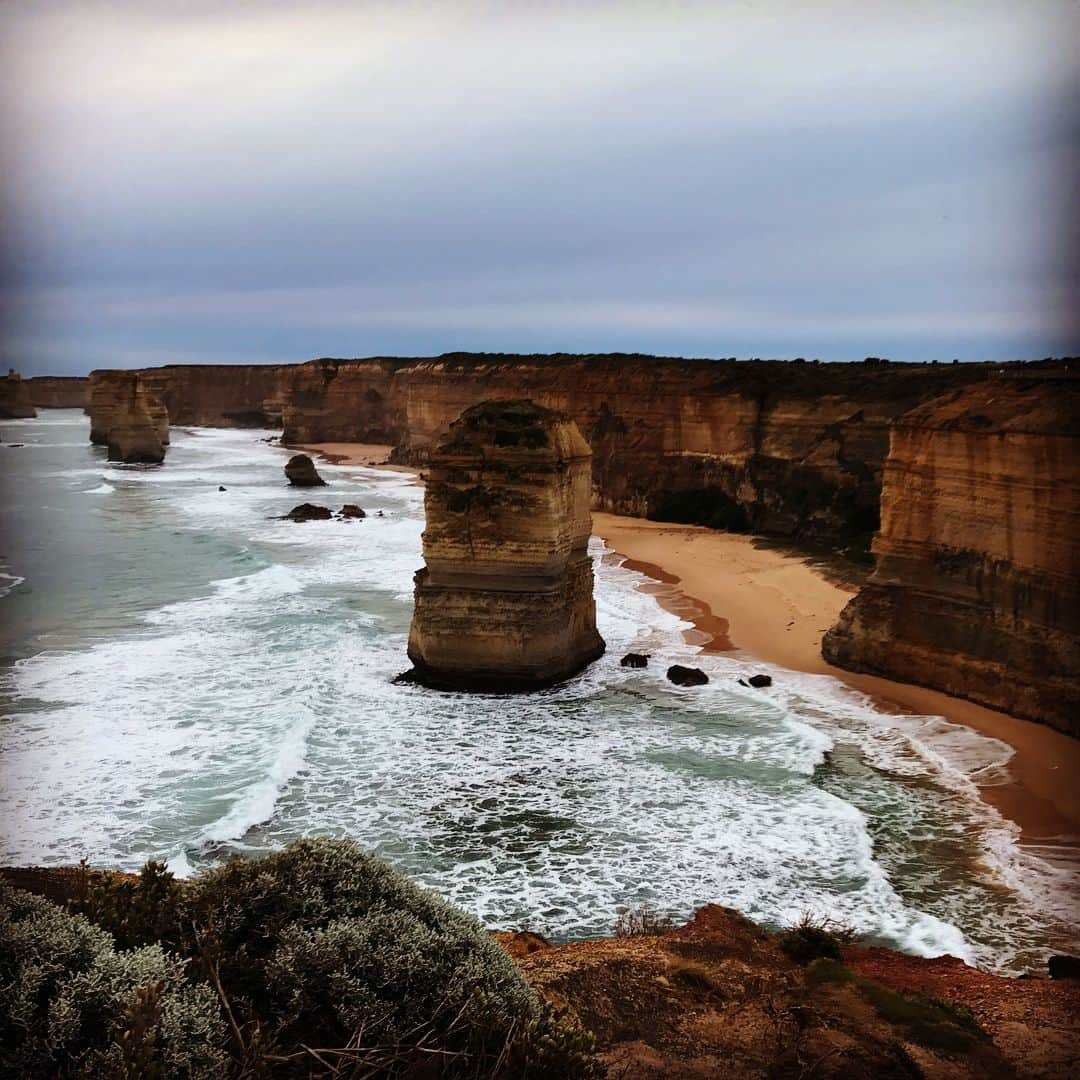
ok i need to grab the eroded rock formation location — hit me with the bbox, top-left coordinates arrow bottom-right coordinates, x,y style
284,453 -> 325,486
823,376 -> 1080,734
0,371 -> 36,419
87,371 -> 169,463
26,376 -> 88,409
406,400 -> 605,691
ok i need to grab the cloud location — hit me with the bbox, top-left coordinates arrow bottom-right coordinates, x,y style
2,0 -> 1077,374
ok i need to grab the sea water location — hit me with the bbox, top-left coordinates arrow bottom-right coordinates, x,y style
1,410 -> 1077,974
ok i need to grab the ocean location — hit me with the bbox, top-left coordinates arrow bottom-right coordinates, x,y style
1,410 -> 1077,974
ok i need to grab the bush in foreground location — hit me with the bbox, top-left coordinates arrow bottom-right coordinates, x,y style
777,912 -> 857,965
0,884 -> 228,1078
61,837 -> 597,1077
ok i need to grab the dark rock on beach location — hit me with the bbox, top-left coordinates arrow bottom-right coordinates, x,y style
1048,955 -> 1080,979
667,664 -> 708,686
620,653 -> 650,668
285,503 -> 333,522
747,674 -> 772,688
285,453 -> 326,487
338,504 -> 366,519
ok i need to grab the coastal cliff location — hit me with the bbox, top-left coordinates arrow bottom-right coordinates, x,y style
87,370 -> 170,463
26,375 -> 88,409
823,376 -> 1080,734
407,400 -> 605,690
0,371 -> 36,418
134,364 -> 295,427
281,354 -> 998,551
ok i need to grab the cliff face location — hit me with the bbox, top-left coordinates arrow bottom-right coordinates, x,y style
407,400 -> 605,690
280,355 -> 994,551
87,371 -> 169,463
0,371 -> 37,419
26,376 -> 88,409
823,377 -> 1080,734
135,364 -> 295,428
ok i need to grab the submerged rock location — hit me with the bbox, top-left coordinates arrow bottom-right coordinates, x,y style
620,653 -> 650,668
406,399 -> 605,692
747,674 -> 772,688
667,664 -> 708,687
338,504 -> 366,519
285,503 -> 332,522
285,453 -> 326,487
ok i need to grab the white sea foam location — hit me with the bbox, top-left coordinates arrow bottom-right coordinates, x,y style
0,572 -> 25,599
1,423 -> 1076,974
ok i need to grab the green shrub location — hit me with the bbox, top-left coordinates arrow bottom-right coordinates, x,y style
182,837 -> 597,1077
76,860 -> 185,951
778,913 -> 856,965
0,884 -> 228,1079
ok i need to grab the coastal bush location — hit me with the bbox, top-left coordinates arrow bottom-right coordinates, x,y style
182,837 -> 598,1077
0,884 -> 228,1078
614,903 -> 675,937
75,859 -> 185,951
778,912 -> 856,965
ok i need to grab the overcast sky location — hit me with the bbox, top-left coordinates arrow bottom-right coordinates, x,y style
2,0 -> 1077,376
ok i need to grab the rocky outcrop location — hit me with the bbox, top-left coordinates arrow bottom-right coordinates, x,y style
667,664 -> 708,686
0,371 -> 36,418
26,376 -> 88,409
87,371 -> 169,463
284,453 -> 325,487
285,503 -> 332,522
406,400 -> 605,691
823,375 -> 1080,734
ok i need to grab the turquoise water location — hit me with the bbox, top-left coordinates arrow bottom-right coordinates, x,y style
1,410 -> 1077,974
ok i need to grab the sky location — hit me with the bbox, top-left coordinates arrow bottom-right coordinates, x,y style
2,0 -> 1077,376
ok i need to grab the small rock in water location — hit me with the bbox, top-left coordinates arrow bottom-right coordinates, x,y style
620,653 -> 650,668
218,486 -> 227,492
667,664 -> 708,687
285,503 -> 333,522
285,453 -> 326,487
1049,955 -> 1080,979
747,674 -> 772,688
338,504 -> 366,519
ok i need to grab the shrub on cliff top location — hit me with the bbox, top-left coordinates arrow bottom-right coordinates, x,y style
778,912 -> 856,965
183,836 -> 597,1077
0,884 -> 228,1078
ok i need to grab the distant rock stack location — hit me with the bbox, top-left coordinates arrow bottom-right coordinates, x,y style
87,370 -> 169,463
0,370 -> 37,419
406,399 -> 605,691
285,453 -> 326,487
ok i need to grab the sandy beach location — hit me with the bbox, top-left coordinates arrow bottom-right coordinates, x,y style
593,513 -> 1080,843
295,441 -> 1079,842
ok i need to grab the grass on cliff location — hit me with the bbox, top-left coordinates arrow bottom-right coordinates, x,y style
806,959 -> 986,1053
7,839 -> 599,1079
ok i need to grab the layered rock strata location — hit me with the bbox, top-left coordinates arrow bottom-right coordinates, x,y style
26,376 -> 88,409
87,371 -> 169,463
407,400 -> 605,691
0,371 -> 36,418
823,376 -> 1080,734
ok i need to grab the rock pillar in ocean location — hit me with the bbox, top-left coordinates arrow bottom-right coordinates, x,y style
407,399 -> 605,691
87,370 -> 169,463
0,370 -> 37,419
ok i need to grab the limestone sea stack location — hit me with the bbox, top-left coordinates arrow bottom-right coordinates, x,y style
0,371 -> 37,419
406,399 -> 605,691
823,376 -> 1080,735
87,370 -> 169,463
